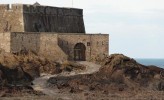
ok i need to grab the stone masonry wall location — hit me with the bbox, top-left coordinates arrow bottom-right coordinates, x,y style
23,4 -> 85,33
89,34 -> 109,60
0,32 -> 11,52
39,33 -> 67,61
0,32 -> 108,61
0,4 -> 85,33
0,4 -> 24,32
10,32 -> 67,61
0,4 -> 108,61
10,32 -> 40,53
58,34 -> 109,61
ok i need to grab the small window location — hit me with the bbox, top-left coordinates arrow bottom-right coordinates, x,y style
87,42 -> 90,46
102,41 -> 104,45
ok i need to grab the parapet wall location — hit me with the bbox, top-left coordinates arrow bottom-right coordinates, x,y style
0,4 -> 82,15
0,4 -> 10,11
23,4 -> 83,16
0,4 -> 23,11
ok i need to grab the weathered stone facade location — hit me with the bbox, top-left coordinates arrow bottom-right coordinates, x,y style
0,4 -> 24,32
58,34 -> 108,61
0,32 -> 11,52
0,3 -> 109,61
0,4 -> 85,33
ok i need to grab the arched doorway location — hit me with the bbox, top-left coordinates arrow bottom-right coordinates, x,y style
74,43 -> 86,61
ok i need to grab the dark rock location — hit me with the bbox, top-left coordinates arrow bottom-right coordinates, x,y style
61,61 -> 86,72
48,54 -> 164,93
157,81 -> 164,91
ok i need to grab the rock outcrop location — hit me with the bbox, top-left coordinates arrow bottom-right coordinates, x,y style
0,51 -> 86,87
48,54 -> 164,93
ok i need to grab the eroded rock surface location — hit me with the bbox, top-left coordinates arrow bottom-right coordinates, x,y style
0,51 -> 86,98
48,54 -> 164,94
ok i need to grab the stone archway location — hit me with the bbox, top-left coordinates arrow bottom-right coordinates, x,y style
74,43 -> 86,61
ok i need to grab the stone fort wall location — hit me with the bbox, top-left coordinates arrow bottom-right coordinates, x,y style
0,32 -> 108,61
0,4 -> 109,61
0,4 -> 85,33
58,34 -> 109,61
0,32 -> 67,61
23,4 -> 85,33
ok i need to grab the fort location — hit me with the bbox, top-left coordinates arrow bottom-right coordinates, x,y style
0,3 -> 109,61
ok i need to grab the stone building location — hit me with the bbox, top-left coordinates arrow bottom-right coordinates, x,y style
0,3 -> 109,61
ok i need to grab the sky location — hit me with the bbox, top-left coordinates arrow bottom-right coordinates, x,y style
1,0 -> 164,58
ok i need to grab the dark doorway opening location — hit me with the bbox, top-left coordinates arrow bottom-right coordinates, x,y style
74,43 -> 86,61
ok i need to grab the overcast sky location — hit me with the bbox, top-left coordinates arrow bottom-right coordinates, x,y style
1,0 -> 164,58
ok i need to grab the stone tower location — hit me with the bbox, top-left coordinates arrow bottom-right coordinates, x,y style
0,4 -> 85,33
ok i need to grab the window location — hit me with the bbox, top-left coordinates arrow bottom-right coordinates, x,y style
87,42 -> 90,46
102,41 -> 104,45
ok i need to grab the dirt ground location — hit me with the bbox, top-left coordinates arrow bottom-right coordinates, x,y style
1,89 -> 163,100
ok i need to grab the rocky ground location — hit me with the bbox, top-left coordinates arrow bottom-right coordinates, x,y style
32,61 -> 101,97
0,51 -> 164,100
0,51 -> 86,99
46,54 -> 164,100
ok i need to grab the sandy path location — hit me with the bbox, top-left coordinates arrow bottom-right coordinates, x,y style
32,61 -> 101,99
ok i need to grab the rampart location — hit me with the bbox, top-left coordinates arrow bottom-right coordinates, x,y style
6,32 -> 68,61
0,4 -> 85,33
0,32 -> 108,61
